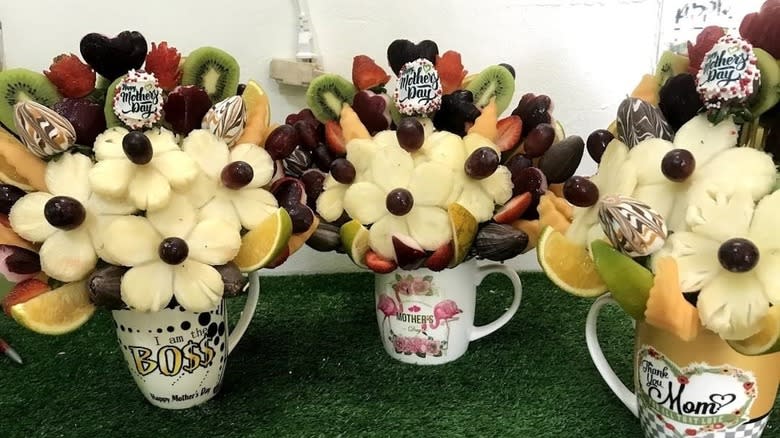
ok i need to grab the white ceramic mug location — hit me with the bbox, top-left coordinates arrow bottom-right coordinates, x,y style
112,272 -> 259,409
586,294 -> 780,438
374,259 -> 522,365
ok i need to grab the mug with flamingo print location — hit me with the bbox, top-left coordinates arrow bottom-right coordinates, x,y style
375,259 -> 522,365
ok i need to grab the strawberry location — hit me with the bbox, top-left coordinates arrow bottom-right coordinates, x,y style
365,250 -> 397,274
0,244 -> 40,283
493,192 -> 533,224
495,116 -> 523,152
265,245 -> 291,269
425,241 -> 454,272
435,50 -> 467,95
145,42 -> 182,91
324,120 -> 347,155
687,26 -> 725,75
2,278 -> 50,316
740,1 -> 780,58
44,54 -> 96,98
352,55 -> 390,91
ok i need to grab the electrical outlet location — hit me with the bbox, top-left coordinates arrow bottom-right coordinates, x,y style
270,59 -> 324,87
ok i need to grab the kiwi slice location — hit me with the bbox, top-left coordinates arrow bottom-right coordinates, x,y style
465,65 -> 515,115
305,74 -> 357,123
388,98 -> 402,126
0,68 -> 62,134
87,75 -> 111,105
655,51 -> 690,87
103,75 -> 125,128
750,48 -> 780,118
181,47 -> 240,103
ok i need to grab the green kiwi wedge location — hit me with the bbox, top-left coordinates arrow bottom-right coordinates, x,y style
305,74 -> 356,122
750,48 -> 780,118
465,65 -> 515,114
86,75 -> 111,105
0,68 -> 62,133
181,47 -> 240,103
389,98 -> 402,126
103,75 -> 125,128
655,51 -> 690,87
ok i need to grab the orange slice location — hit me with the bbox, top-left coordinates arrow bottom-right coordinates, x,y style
537,226 -> 606,297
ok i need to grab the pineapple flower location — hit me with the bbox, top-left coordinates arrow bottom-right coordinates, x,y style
567,115 -> 776,247
101,195 -> 241,312
409,131 -> 512,222
181,130 -> 278,230
9,153 -> 135,282
316,137 -> 380,222
654,190 -> 780,341
88,127 -> 199,211
340,142 -> 457,260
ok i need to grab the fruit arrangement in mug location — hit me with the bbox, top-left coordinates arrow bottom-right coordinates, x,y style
0,30 -> 303,335
275,39 -> 586,273
539,0 -> 780,357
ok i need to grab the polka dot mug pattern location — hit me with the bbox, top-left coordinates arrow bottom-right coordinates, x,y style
112,272 -> 259,409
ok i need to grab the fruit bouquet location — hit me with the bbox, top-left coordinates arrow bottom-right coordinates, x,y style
542,1 -> 780,357
537,1 -> 780,435
0,30 -> 310,330
274,39 -> 584,273
272,39 -> 582,364
0,30 -> 312,407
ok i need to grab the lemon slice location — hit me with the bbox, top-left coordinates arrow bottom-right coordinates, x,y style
233,207 -> 293,272
537,226 -> 607,297
340,219 -> 370,268
728,306 -> 780,356
10,281 -> 95,335
448,202 -> 477,267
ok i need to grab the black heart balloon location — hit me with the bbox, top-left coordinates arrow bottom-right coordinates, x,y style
80,31 -> 148,81
386,39 -> 439,76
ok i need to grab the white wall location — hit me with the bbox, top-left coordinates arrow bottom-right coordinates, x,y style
0,0 -> 666,274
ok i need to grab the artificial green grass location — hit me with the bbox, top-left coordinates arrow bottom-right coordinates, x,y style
0,272 -> 777,437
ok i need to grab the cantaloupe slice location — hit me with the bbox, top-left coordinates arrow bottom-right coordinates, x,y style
467,98 -> 498,141
339,104 -> 370,143
630,74 -> 660,106
645,257 -> 700,342
0,222 -> 35,251
548,183 -> 565,198
538,191 -> 573,234
235,80 -> 270,146
512,218 -> 540,252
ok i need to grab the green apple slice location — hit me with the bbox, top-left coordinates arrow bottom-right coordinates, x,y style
591,240 -> 654,320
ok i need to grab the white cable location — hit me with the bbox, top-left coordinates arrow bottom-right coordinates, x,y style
0,20 -> 5,71
294,0 -> 317,62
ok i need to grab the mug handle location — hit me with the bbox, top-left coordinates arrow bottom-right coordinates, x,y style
585,294 -> 638,417
470,264 -> 523,341
227,270 -> 260,355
